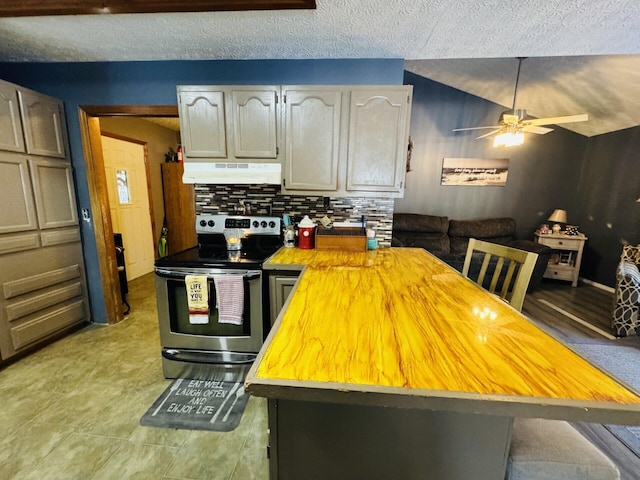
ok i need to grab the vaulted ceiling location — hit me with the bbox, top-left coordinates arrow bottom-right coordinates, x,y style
1,0 -> 639,137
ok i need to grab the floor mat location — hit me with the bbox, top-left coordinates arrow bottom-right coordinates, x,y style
140,368 -> 251,432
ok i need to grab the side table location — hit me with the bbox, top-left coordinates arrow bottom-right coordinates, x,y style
534,232 -> 587,287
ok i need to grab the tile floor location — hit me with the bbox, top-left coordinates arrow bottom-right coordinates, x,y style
0,273 -> 269,480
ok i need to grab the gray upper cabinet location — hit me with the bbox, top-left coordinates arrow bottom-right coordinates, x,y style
282,88 -> 343,192
0,83 -> 26,153
28,158 -> 78,229
346,87 -> 412,194
230,89 -> 278,158
18,89 -> 66,158
178,89 -> 227,159
177,84 -> 413,197
0,154 -> 37,234
178,86 -> 280,162
283,85 -> 412,197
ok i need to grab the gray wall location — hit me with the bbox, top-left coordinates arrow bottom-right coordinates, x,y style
398,71 -> 588,241
576,127 -> 640,286
400,71 -> 639,288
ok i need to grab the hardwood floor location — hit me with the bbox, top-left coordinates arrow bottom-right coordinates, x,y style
523,279 -> 640,479
523,280 -> 617,342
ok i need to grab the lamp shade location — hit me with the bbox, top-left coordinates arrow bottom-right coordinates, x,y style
548,209 -> 568,223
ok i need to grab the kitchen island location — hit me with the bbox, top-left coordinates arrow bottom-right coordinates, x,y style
245,248 -> 640,480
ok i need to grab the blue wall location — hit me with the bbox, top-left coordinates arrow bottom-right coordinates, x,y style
0,58 -> 405,323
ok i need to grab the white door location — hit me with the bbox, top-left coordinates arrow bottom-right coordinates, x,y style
101,135 -> 154,281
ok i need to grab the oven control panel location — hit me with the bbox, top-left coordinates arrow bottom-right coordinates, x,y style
196,215 -> 281,235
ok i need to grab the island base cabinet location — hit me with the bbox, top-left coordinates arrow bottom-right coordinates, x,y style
268,274 -> 299,326
268,399 -> 511,480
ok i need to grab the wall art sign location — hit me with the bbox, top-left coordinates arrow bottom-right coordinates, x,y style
441,158 -> 509,186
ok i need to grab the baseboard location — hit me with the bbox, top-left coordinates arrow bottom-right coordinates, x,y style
580,277 -> 615,294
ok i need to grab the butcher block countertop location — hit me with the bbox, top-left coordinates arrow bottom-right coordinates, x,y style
246,247 -> 640,424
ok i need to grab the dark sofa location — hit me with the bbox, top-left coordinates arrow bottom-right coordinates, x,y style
391,213 -> 552,291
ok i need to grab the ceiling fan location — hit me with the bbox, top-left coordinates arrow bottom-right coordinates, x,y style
452,57 -> 588,147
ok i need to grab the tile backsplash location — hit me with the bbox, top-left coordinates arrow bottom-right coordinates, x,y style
195,184 -> 395,247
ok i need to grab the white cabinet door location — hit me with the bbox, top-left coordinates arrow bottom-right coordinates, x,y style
178,86 -> 281,162
229,88 -> 279,159
346,87 -> 412,193
283,88 -> 342,191
0,82 -> 25,153
178,89 -> 227,159
28,158 -> 78,229
0,153 -> 37,234
18,90 -> 66,158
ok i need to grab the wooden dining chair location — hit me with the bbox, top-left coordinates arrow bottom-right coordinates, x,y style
462,238 -> 539,312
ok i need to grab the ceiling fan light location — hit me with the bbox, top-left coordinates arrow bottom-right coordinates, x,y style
493,131 -> 524,147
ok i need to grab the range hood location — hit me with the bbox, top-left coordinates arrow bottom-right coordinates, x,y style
182,162 -> 282,185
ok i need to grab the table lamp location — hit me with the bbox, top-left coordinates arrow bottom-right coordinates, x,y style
548,209 -> 567,233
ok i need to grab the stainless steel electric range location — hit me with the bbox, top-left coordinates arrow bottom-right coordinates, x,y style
154,214 -> 282,379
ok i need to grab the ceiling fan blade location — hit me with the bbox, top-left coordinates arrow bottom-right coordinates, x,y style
521,125 -> 553,135
524,114 -> 588,126
476,129 -> 503,139
453,125 -> 502,132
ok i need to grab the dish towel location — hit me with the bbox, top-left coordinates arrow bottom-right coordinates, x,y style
185,275 -> 209,324
212,274 -> 245,325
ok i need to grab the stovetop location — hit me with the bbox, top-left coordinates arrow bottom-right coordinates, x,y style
155,215 -> 283,270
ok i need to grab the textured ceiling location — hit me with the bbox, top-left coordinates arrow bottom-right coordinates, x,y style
1,0 -> 639,136
140,117 -> 181,131
405,56 -> 640,137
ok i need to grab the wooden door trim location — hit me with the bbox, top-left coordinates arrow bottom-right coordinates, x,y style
78,105 -> 178,325
78,109 -> 122,325
82,105 -> 180,117
1,0 -> 316,17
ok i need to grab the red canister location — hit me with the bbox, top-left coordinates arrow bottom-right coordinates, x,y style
297,215 -> 316,249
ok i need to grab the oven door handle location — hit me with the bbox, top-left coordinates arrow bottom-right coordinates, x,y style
155,268 -> 260,280
162,349 -> 257,365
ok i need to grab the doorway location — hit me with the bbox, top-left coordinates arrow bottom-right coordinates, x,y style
78,106 -> 178,324
101,134 -> 155,281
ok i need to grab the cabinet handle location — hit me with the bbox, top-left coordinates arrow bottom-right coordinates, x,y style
558,241 -> 563,245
